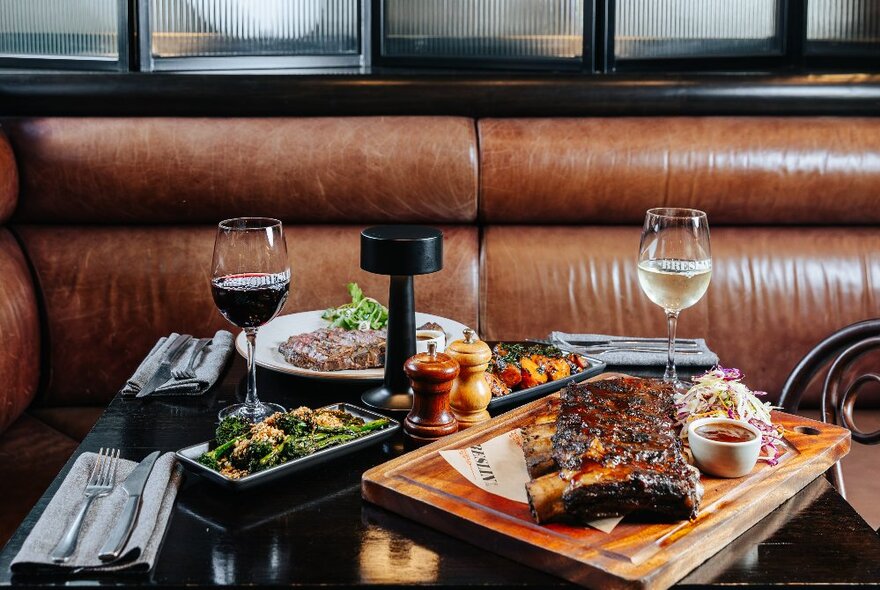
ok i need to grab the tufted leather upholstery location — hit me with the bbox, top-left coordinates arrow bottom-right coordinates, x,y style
0,136 -> 39,436
5,117 -> 479,224
3,115 -> 879,412
479,118 -> 880,225
480,226 -> 880,406
0,130 -> 17,224
18,224 -> 478,407
0,231 -> 40,433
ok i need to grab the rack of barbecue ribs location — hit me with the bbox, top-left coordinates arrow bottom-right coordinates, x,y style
523,377 -> 703,524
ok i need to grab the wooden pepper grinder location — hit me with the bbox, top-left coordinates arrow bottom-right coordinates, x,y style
403,342 -> 459,446
447,328 -> 492,429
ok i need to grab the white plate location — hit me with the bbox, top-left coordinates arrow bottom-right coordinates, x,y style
235,310 -> 470,381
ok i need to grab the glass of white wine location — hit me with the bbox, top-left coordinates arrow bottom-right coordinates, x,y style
637,208 -> 712,392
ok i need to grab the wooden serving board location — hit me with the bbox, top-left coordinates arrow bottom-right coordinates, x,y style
362,387 -> 850,590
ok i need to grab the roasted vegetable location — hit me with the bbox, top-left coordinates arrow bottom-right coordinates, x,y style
198,407 -> 391,479
216,416 -> 250,446
485,371 -> 512,397
497,362 -> 523,388
537,356 -> 571,382
485,342 -> 590,398
520,356 -> 549,389
198,435 -> 247,471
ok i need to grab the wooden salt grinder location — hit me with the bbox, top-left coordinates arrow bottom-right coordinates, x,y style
447,328 -> 492,429
403,342 -> 459,445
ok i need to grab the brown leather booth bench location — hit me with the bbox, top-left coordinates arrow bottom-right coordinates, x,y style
0,116 -> 878,546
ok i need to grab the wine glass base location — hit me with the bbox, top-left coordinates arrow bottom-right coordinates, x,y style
218,401 -> 286,423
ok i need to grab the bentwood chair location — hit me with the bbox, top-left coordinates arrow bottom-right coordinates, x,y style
779,319 -> 880,502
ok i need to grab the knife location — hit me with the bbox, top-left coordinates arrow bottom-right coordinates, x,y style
98,451 -> 161,562
528,338 -> 700,353
136,334 -> 191,398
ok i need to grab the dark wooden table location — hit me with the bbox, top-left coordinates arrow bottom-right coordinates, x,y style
2,358 -> 880,588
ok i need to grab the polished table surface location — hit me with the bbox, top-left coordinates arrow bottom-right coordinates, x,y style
2,357 -> 880,588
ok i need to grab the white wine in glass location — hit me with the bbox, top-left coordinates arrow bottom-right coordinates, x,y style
637,208 -> 712,391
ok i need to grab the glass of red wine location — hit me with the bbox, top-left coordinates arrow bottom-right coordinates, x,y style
212,217 -> 290,422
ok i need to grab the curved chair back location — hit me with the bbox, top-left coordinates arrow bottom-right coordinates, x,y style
779,319 -> 880,498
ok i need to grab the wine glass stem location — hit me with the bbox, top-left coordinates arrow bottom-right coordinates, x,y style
664,310 -> 680,383
245,327 -> 259,410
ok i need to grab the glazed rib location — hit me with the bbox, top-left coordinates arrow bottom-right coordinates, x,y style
521,423 -> 557,478
525,377 -> 702,524
521,397 -> 562,478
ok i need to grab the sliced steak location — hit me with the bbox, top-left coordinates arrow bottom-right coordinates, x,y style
279,328 -> 386,372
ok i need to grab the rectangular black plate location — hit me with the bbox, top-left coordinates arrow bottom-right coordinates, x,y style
176,403 -> 399,490
485,343 -> 606,412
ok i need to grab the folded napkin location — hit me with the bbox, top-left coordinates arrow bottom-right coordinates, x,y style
550,332 -> 719,368
11,452 -> 182,574
121,330 -> 234,397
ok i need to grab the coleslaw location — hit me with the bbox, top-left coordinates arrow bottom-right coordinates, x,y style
675,367 -> 785,465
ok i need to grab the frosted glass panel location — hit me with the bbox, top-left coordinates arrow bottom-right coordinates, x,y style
807,0 -> 880,45
0,0 -> 119,60
383,0 -> 584,60
149,0 -> 359,58
615,0 -> 781,60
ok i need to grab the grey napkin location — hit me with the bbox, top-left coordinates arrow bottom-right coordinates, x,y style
11,452 -> 182,574
550,332 -> 719,368
121,330 -> 234,397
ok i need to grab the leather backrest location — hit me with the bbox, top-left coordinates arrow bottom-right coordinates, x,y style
479,117 -> 880,224
8,115 -> 880,411
4,117 -> 478,224
481,226 -> 880,406
19,224 -> 478,407
0,129 -> 17,224
0,230 -> 39,432
0,130 -> 37,434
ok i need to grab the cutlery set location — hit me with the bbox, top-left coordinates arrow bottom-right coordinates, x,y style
52,449 -> 161,564
137,335 -> 212,398
533,337 -> 704,356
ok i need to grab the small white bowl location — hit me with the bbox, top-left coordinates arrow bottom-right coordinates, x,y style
415,329 -> 446,355
687,417 -> 762,478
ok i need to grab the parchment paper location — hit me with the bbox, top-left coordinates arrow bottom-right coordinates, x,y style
440,429 -> 623,533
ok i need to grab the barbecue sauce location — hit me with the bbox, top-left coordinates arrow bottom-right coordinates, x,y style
695,422 -> 757,443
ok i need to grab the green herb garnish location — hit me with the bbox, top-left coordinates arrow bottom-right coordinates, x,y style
321,283 -> 389,331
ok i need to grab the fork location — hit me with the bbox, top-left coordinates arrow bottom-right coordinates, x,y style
530,338 -> 703,355
548,335 -> 701,354
582,346 -> 704,355
50,447 -> 120,563
171,337 -> 211,380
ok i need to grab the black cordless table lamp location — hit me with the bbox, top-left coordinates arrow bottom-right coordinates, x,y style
360,226 -> 443,411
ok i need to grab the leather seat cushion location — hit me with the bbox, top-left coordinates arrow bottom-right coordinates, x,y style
479,117 -> 880,225
0,415 -> 77,548
481,225 -> 880,406
27,407 -> 104,442
17,225 -> 479,407
4,117 -> 478,224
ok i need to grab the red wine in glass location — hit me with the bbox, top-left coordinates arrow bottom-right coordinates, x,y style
212,217 -> 290,423
212,272 -> 289,329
